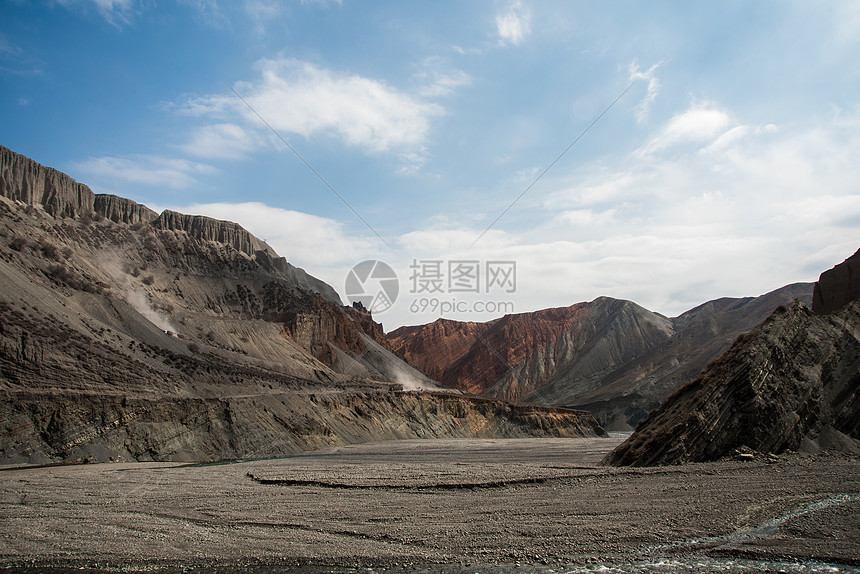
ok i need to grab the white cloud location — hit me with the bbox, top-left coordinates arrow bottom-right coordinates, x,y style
179,58 -> 445,163
496,1 -> 531,46
637,103 -> 733,156
413,59 -> 472,98
71,155 -> 216,189
557,208 -> 617,227
181,123 -> 260,159
458,101 -> 860,325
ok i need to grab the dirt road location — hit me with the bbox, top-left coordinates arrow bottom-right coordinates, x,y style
1,436 -> 859,572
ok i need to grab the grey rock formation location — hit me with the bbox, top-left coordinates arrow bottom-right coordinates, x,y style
813,248 -> 860,314
1,390 -> 602,465
0,145 -> 95,218
94,194 -> 158,225
154,209 -> 275,257
603,300 -> 860,466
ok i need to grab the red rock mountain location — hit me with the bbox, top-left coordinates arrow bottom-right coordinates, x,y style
387,285 -> 813,429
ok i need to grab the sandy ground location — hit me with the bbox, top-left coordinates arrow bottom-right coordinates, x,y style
1,435 -> 859,573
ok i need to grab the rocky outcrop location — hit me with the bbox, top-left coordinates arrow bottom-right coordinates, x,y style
387,286 -> 812,429
154,209 -> 275,258
254,249 -> 342,304
0,145 -> 95,218
94,194 -> 158,225
603,300 -> 860,466
283,295 -> 380,366
813,248 -> 860,314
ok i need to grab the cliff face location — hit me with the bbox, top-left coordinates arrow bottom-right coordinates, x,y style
0,145 -> 340,305
0,145 -> 95,218
387,286 -> 812,429
387,318 -> 495,388
282,295 -> 384,366
603,300 -> 860,466
94,194 -> 158,225
154,209 -> 275,258
813,248 -> 860,314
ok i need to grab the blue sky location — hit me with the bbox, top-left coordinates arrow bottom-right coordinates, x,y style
2,1 -> 859,330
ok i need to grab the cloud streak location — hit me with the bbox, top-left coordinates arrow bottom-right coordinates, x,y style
55,0 -> 136,28
628,61 -> 661,123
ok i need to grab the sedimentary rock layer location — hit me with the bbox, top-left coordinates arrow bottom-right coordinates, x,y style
603,300 -> 860,466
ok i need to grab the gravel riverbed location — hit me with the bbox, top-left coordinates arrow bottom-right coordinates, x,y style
1,436 -> 858,573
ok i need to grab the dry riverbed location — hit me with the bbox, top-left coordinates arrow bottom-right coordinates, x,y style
1,435 -> 859,573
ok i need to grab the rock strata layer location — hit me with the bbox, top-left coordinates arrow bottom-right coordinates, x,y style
94,194 -> 158,225
603,300 -> 860,466
0,145 -> 95,218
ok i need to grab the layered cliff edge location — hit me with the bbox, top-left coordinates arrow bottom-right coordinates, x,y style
0,145 -> 604,465
604,250 -> 860,466
0,145 -> 340,304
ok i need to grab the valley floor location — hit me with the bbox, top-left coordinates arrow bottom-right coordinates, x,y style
1,436 -> 859,573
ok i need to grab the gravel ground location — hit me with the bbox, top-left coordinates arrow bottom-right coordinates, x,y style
1,436 -> 859,573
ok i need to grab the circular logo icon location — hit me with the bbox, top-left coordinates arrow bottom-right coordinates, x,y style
345,260 -> 399,313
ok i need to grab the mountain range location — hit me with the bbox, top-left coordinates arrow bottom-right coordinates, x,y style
387,283 -> 813,429
0,145 -> 602,465
1,143 -> 854,467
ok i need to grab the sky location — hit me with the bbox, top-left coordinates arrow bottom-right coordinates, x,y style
2,1 -> 859,331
